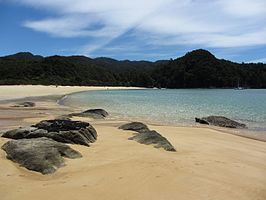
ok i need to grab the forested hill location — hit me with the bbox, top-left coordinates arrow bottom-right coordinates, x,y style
0,49 -> 265,88
152,50 -> 266,88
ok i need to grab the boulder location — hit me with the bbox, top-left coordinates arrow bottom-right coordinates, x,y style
119,122 -> 176,152
33,119 -> 92,132
1,137 -> 82,174
70,109 -> 109,119
195,117 -> 209,125
2,127 -> 39,139
119,122 -> 149,132
129,130 -> 176,152
2,119 -> 97,146
195,116 -> 246,128
83,109 -> 109,117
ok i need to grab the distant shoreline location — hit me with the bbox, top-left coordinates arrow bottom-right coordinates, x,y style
0,85 -> 145,101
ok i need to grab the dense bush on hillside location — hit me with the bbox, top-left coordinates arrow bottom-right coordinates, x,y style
0,49 -> 265,88
152,50 -> 266,88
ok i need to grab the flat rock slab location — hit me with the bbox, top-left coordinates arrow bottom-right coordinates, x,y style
195,116 -> 247,129
2,119 -> 97,146
70,109 -> 109,119
119,122 -> 176,152
1,137 -> 82,174
119,122 -> 149,132
129,130 -> 176,152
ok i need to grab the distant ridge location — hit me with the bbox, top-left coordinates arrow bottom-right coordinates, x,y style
5,52 -> 43,61
0,49 -> 265,88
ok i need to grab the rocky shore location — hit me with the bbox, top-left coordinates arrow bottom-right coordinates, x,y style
1,118 -> 98,174
0,86 -> 265,200
1,109 -> 177,174
1,109 -> 253,174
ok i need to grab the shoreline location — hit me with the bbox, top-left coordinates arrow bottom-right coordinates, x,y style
0,85 -> 145,131
0,86 -> 265,142
59,89 -> 266,142
0,85 -> 265,200
0,85 -> 146,101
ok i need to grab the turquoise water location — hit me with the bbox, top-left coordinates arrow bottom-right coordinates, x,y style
62,89 -> 266,131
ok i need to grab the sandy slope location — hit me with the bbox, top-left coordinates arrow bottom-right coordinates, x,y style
0,123 -> 265,200
0,85 -> 142,100
0,86 -> 265,200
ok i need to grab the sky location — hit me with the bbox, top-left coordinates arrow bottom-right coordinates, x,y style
0,0 -> 266,62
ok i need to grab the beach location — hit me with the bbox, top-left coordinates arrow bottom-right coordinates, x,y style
0,85 -> 265,200
0,85 -> 144,101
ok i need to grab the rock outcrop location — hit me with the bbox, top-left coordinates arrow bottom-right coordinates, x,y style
119,122 -> 176,152
119,122 -> 149,132
195,117 -> 209,125
2,137 -> 82,174
2,119 -> 97,146
195,116 -> 247,128
70,109 -> 109,119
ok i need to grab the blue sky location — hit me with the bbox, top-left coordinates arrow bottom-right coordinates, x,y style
0,0 -> 266,62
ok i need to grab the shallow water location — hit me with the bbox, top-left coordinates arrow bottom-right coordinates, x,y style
62,89 -> 266,132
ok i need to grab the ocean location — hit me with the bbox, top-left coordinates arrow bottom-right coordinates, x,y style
61,89 -> 266,132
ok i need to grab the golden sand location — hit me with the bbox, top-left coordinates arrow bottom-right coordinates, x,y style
0,86 -> 265,200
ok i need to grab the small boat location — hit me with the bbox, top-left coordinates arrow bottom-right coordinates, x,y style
234,87 -> 245,90
234,79 -> 246,90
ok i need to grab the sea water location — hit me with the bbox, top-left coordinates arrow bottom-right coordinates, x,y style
62,89 -> 266,132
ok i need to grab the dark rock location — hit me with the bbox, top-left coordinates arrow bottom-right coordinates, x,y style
14,101 -> 36,107
119,122 -> 149,132
129,130 -> 176,152
119,122 -> 176,152
46,130 -> 92,146
33,119 -> 92,132
195,117 -> 209,125
1,137 -> 82,174
2,120 -> 97,146
195,116 -> 247,128
2,127 -> 39,139
70,109 -> 109,119
83,109 -> 109,117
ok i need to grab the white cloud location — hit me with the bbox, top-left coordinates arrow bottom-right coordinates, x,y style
24,16 -> 96,37
218,0 -> 266,17
11,0 -> 266,55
